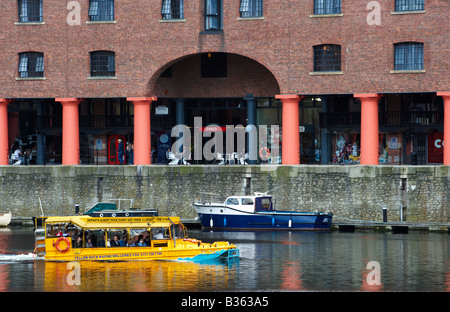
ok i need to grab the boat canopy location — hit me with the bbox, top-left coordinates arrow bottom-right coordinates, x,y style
44,216 -> 181,229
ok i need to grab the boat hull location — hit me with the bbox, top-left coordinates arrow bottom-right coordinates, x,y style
0,212 -> 12,226
194,205 -> 332,231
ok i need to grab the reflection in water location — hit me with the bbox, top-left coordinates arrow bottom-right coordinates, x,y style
34,259 -> 238,292
0,227 -> 449,291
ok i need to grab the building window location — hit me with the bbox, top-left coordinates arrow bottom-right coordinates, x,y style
18,52 -> 44,78
239,0 -> 263,18
18,0 -> 43,22
394,42 -> 424,71
395,0 -> 424,11
314,0 -> 341,15
89,0 -> 114,22
313,45 -> 341,72
161,0 -> 184,20
201,53 -> 227,78
205,0 -> 222,31
90,51 -> 115,77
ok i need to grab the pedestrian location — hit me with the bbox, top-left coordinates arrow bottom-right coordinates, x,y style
117,139 -> 124,165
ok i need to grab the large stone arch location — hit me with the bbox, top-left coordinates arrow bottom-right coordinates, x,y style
146,52 -> 281,98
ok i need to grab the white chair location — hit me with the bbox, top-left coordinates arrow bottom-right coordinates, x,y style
168,152 -> 179,165
216,153 -> 225,165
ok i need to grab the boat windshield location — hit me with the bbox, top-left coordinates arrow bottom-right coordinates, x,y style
225,198 -> 239,205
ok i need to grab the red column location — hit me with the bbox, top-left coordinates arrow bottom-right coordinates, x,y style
355,93 -> 381,165
127,97 -> 157,165
276,94 -> 303,165
0,99 -> 12,166
437,92 -> 450,165
56,98 -> 82,165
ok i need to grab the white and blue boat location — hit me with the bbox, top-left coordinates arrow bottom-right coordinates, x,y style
193,193 -> 332,231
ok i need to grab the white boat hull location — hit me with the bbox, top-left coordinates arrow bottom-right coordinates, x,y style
0,212 -> 12,226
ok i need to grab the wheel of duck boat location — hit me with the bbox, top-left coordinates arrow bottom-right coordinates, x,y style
54,237 -> 71,253
259,147 -> 270,160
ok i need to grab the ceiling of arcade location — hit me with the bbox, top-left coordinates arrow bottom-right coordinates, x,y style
150,53 -> 280,99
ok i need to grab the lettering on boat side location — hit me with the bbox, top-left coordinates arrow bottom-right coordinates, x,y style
86,217 -> 170,223
73,251 -> 163,260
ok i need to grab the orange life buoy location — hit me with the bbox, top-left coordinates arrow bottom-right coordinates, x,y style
259,147 -> 270,160
54,237 -> 71,253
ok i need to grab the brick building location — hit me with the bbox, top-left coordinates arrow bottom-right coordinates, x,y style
0,0 -> 448,166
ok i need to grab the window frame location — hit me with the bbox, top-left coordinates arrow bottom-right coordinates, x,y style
90,51 -> 116,77
393,42 -> 424,71
204,0 -> 223,31
394,0 -> 424,12
161,0 -> 184,20
18,52 -> 44,78
17,0 -> 43,23
88,0 -> 115,22
239,0 -> 263,18
314,0 -> 342,15
313,44 -> 342,72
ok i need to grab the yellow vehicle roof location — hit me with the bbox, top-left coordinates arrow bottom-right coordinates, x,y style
44,216 -> 181,229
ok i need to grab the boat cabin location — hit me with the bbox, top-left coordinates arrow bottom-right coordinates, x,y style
43,216 -> 187,250
223,194 -> 273,212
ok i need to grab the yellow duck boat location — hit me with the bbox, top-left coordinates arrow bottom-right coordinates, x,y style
34,215 -> 239,262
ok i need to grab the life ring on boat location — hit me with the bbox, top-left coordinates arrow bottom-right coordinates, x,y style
54,237 -> 71,253
259,147 -> 270,160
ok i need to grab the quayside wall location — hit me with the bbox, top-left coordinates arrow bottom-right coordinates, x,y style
0,165 -> 448,223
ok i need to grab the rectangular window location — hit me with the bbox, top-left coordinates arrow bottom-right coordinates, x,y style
314,0 -> 341,15
313,45 -> 341,72
18,52 -> 44,78
205,0 -> 222,31
90,51 -> 116,77
201,53 -> 227,78
89,0 -> 114,21
395,0 -> 424,11
239,0 -> 263,18
394,42 -> 424,70
161,0 -> 184,20
18,0 -> 43,22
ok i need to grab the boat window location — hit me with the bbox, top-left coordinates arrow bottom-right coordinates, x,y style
171,223 -> 187,239
128,229 -> 151,247
151,227 -> 169,240
84,229 -> 106,247
241,198 -> 254,205
225,198 -> 239,205
46,223 -> 70,238
106,229 -> 128,247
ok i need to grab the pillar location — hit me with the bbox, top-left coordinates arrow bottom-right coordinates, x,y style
0,99 -> 12,165
354,93 -> 381,165
276,94 -> 303,165
175,98 -> 185,126
320,96 -> 330,165
127,96 -> 157,165
56,98 -> 82,165
437,92 -> 450,165
244,94 -> 257,164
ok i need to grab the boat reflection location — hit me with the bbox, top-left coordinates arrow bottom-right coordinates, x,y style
35,257 -> 239,292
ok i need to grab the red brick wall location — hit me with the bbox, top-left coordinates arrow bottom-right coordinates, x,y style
0,0 -> 448,99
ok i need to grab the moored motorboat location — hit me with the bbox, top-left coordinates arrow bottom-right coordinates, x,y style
0,211 -> 12,226
34,215 -> 239,261
193,193 -> 332,231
